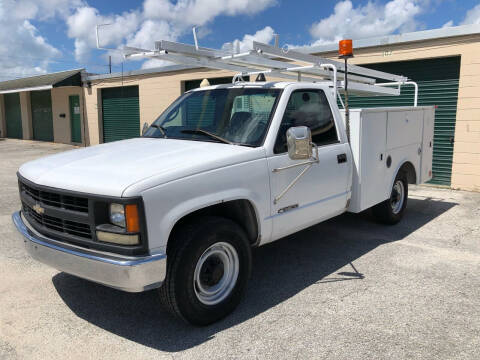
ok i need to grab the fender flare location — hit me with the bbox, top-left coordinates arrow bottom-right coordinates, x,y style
388,159 -> 418,193
160,190 -> 263,248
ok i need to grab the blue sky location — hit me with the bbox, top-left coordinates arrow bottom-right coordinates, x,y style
1,0 -> 480,79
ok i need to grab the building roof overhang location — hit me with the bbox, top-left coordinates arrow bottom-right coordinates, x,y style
0,69 -> 84,94
298,23 -> 480,55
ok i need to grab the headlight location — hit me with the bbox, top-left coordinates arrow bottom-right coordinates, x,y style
109,203 -> 140,232
110,203 -> 125,227
100,203 -> 141,246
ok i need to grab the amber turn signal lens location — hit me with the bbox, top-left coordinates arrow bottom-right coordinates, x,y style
339,39 -> 353,57
125,204 -> 140,233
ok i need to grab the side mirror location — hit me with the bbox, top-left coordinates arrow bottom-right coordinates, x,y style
287,126 -> 312,160
141,122 -> 149,136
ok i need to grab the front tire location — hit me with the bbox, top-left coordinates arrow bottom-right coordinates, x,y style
372,172 -> 408,225
159,216 -> 252,326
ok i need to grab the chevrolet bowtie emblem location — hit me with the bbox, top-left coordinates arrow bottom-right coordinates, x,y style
32,203 -> 45,215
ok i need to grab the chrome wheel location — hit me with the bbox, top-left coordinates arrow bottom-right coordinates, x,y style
390,180 -> 405,214
193,242 -> 239,306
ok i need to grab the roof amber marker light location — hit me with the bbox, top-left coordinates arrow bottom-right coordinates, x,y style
339,39 -> 353,57
125,204 -> 140,233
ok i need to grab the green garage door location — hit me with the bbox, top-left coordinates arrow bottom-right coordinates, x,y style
4,93 -> 22,139
102,86 -> 140,143
69,95 -> 82,143
31,90 -> 54,142
344,56 -> 460,186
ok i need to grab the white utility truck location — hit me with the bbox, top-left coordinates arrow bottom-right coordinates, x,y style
12,39 -> 434,325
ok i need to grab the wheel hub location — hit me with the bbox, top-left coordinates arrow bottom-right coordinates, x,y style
193,242 -> 239,306
390,180 -> 405,214
392,188 -> 401,202
199,256 -> 224,287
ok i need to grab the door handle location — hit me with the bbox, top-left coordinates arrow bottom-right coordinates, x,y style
337,153 -> 347,163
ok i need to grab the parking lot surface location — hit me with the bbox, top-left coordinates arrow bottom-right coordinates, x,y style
0,139 -> 479,360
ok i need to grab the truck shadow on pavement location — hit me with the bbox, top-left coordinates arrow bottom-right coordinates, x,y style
52,195 -> 456,352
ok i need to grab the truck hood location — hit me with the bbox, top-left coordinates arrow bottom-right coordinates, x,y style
19,138 -> 265,197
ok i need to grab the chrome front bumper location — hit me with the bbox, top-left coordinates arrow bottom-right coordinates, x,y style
12,211 -> 167,292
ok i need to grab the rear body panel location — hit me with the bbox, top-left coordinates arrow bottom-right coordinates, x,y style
342,106 -> 435,213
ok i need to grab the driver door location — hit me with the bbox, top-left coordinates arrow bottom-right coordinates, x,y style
267,89 -> 350,240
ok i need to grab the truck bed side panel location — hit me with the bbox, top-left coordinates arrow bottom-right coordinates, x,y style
344,106 -> 435,213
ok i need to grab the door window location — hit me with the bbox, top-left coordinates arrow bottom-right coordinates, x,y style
274,89 -> 338,153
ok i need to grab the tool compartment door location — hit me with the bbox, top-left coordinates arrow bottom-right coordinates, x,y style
357,111 -> 388,211
420,107 -> 435,183
386,110 -> 423,150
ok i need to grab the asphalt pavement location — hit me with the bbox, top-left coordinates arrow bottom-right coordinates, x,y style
0,139 -> 479,360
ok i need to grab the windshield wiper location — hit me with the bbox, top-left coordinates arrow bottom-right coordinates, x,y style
150,124 -> 167,138
180,129 -> 232,145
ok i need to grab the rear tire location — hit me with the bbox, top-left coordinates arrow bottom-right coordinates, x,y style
372,172 -> 408,225
159,216 -> 252,326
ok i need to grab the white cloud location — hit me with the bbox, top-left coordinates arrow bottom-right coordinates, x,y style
143,0 -> 276,26
141,59 -> 175,69
309,0 -> 422,46
461,4 -> 480,25
442,20 -> 453,28
66,6 -> 141,63
222,26 -> 275,53
440,3 -> 480,28
0,0 -> 78,79
127,19 -> 175,50
9,0 -> 83,21
127,19 -> 177,69
65,0 -> 277,66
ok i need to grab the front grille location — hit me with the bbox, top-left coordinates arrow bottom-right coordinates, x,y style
18,176 -> 147,256
21,182 -> 88,213
22,201 -> 92,239
19,179 -> 92,243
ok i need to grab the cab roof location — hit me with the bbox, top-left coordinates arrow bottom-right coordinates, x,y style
186,81 -> 330,92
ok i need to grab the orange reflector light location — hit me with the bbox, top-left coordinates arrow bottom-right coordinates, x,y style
339,39 -> 353,57
125,204 -> 140,233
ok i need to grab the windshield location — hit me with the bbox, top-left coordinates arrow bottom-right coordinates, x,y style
143,87 -> 281,146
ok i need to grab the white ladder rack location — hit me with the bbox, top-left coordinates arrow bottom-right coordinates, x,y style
123,38 -> 412,98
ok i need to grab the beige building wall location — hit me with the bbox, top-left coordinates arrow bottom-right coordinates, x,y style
19,91 -> 32,140
0,95 -> 5,138
84,68 -> 235,145
51,87 -> 85,145
315,34 -> 480,191
0,87 -> 84,144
